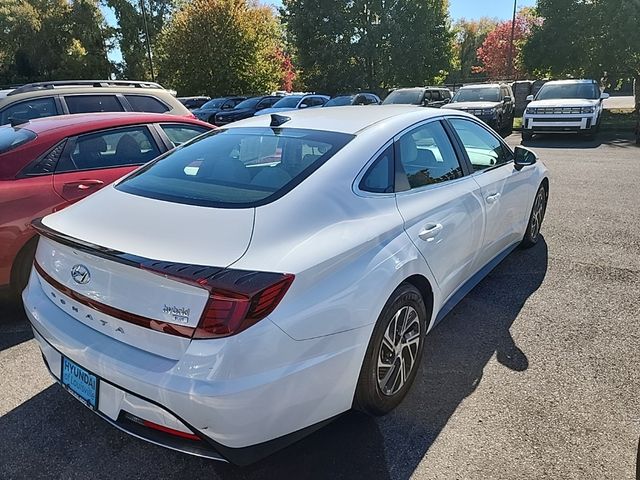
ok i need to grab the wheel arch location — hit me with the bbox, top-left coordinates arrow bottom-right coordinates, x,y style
402,274 -> 435,332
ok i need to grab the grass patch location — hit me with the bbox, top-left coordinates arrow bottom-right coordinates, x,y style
513,117 -> 523,130
601,108 -> 636,132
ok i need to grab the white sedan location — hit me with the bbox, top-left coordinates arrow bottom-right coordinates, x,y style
23,106 -> 549,465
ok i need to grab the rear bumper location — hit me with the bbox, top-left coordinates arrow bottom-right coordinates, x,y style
23,267 -> 371,464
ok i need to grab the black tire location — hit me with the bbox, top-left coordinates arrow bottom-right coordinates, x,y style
354,283 -> 428,416
520,184 -> 548,249
504,115 -> 514,135
522,130 -> 533,141
10,239 -> 38,297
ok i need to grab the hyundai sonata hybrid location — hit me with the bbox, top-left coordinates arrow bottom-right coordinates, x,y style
23,106 -> 548,465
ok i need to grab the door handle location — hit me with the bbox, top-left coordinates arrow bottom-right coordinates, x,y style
63,179 -> 105,190
418,223 -> 443,241
486,193 -> 501,204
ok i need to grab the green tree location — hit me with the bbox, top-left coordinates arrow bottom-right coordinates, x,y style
281,0 -> 452,94
155,0 -> 284,96
449,18 -> 497,83
523,0 -> 640,142
0,0 -> 112,84
106,0 -> 177,80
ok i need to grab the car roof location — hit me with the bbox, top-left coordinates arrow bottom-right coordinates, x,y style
393,86 -> 448,91
458,84 -> 502,89
225,105 -> 458,134
542,79 -> 597,85
17,112 -> 209,135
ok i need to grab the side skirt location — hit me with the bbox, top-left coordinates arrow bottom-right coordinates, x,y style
433,242 -> 520,326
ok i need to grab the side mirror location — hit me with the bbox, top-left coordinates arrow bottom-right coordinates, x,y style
600,92 -> 610,100
526,94 -> 534,101
503,96 -> 512,103
443,98 -> 451,104
514,146 -> 537,170
299,103 -> 309,109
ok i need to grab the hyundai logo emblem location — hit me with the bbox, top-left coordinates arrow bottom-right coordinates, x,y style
71,264 -> 91,285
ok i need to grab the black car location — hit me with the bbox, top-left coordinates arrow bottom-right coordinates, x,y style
178,96 -> 210,110
382,87 -> 452,108
444,83 -> 515,134
213,95 -> 282,126
192,96 -> 246,123
324,93 -> 381,107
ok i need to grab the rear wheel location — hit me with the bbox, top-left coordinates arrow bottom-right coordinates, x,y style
354,283 -> 427,416
520,185 -> 547,248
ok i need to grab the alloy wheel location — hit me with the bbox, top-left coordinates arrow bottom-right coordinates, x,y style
377,305 -> 422,396
530,188 -> 546,240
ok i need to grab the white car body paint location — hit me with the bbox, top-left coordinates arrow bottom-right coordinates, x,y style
23,105 -> 549,464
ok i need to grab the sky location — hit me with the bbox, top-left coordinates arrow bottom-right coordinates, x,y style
102,0 -> 537,63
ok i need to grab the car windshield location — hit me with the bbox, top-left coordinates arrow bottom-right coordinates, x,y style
272,96 -> 302,108
233,97 -> 261,110
452,87 -> 501,103
325,96 -> 354,107
201,99 -> 226,109
0,125 -> 37,154
382,90 -> 423,105
116,127 -> 354,208
536,83 -> 600,100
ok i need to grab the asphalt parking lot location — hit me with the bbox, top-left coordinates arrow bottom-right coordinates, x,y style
1,131 -> 639,480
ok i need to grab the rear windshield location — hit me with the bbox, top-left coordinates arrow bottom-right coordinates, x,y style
536,83 -> 600,100
116,127 -> 354,208
0,126 -> 37,154
234,97 -> 261,109
382,90 -> 423,105
325,96 -> 354,107
452,87 -> 500,103
272,96 -> 302,108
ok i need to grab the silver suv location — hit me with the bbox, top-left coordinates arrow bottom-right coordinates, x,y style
0,80 -> 192,126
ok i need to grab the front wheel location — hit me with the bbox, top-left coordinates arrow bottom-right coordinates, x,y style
354,283 -> 427,416
521,184 -> 548,248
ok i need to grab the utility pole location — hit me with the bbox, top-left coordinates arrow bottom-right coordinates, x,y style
508,0 -> 518,80
140,0 -> 155,82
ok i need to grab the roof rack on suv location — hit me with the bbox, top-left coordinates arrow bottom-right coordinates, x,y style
7,80 -> 165,96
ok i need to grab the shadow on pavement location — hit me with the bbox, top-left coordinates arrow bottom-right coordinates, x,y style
0,239 -> 548,479
0,292 -> 33,351
520,131 -> 636,149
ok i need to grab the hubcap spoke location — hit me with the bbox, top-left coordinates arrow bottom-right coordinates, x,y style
377,305 -> 422,396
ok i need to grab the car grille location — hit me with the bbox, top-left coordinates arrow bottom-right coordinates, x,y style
533,117 -> 584,122
528,107 -> 585,114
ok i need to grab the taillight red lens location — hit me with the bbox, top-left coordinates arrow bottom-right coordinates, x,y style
193,274 -> 294,339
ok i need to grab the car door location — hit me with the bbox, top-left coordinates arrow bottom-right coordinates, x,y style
447,117 -> 535,269
53,125 -> 162,203
394,119 -> 485,303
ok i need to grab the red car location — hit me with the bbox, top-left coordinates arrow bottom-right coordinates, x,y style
0,112 -> 213,296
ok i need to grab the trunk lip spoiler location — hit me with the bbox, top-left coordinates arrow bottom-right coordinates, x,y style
32,217 -> 147,269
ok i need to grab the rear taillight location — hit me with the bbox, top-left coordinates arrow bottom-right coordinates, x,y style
142,261 -> 294,339
193,274 -> 294,339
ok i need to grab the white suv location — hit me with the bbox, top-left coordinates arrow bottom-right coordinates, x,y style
522,79 -> 609,140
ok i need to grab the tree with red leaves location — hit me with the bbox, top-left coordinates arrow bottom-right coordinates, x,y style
273,48 -> 296,92
476,10 -> 540,79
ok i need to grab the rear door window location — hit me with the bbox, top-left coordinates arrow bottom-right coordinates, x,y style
160,124 -> 209,147
0,97 -> 57,125
396,121 -> 463,190
57,126 -> 161,172
125,95 -> 169,113
65,95 -> 124,114
117,127 -> 354,208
